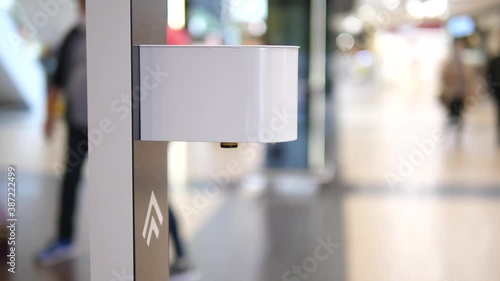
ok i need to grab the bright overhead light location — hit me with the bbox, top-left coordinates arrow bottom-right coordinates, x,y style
247,20 -> 267,37
355,50 -> 375,67
406,0 -> 448,19
343,15 -> 363,34
168,0 -> 186,30
0,0 -> 14,10
384,0 -> 401,11
358,5 -> 377,21
424,0 -> 448,18
336,33 -> 355,51
229,0 -> 267,22
406,0 -> 425,19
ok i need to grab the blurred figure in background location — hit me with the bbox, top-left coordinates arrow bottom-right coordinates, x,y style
487,52 -> 500,143
36,0 -> 87,265
169,208 -> 193,278
440,38 -> 476,132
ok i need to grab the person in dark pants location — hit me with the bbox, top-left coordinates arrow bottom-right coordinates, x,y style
36,0 -> 87,266
169,208 -> 184,258
58,127 -> 88,242
169,208 -> 192,273
441,38 -> 474,131
487,55 -> 500,142
169,206 -> 198,279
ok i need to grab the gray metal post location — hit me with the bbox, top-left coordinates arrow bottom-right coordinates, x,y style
88,0 -> 168,280
131,1 -> 169,280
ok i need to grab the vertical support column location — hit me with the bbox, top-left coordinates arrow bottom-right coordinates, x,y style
131,1 -> 168,280
88,0 -> 167,280
132,0 -> 167,45
133,141 -> 169,280
87,0 -> 134,280
308,0 -> 327,172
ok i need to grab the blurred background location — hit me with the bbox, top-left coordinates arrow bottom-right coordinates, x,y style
1,0 -> 500,280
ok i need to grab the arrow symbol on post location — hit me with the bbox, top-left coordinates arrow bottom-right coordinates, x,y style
142,191 -> 164,247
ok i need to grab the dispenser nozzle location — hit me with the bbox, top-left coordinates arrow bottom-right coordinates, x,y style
220,142 -> 238,149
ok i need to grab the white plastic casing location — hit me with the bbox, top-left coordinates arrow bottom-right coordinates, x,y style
139,45 -> 299,143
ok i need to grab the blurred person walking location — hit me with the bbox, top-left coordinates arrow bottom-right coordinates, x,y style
36,0 -> 87,265
487,53 -> 500,143
440,38 -> 476,131
169,207 -> 198,280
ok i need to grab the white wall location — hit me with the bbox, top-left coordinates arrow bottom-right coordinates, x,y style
16,0 -> 78,47
0,9 -> 45,111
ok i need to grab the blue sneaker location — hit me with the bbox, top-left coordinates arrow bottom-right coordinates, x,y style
36,240 -> 75,266
170,257 -> 201,281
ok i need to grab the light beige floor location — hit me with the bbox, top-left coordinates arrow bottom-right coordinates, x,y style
344,195 -> 500,281
337,87 -> 500,187
335,30 -> 500,281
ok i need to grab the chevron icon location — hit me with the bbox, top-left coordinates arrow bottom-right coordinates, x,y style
142,191 -> 164,247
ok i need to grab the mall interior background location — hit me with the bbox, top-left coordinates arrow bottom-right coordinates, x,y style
1,0 -> 500,280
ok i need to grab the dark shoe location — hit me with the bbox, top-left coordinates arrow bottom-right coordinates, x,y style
170,257 -> 201,281
35,240 -> 75,266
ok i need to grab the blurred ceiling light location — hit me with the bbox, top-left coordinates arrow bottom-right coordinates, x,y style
358,5 -> 377,21
247,20 -> 267,37
447,15 -> 475,37
384,0 -> 401,11
406,0 -> 425,19
343,15 -> 363,34
168,0 -> 186,30
0,0 -> 14,10
406,0 -> 448,19
423,0 -> 448,18
188,15 -> 208,37
336,33 -> 355,52
230,0 -> 268,22
355,50 -> 375,67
